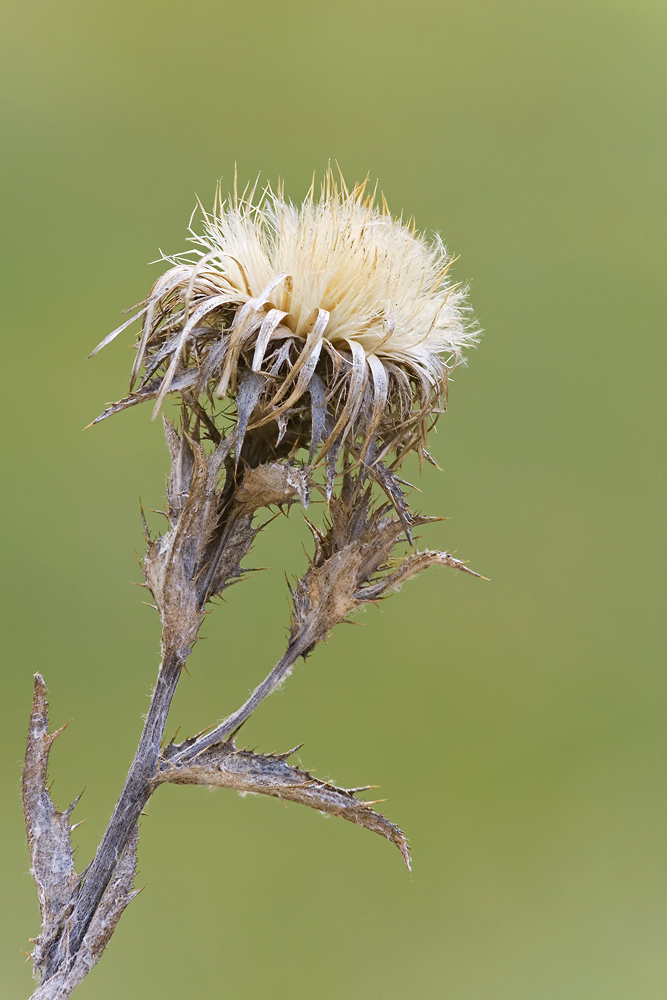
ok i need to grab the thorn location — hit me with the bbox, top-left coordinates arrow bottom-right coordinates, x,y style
149,508 -> 169,518
139,499 -> 150,541
50,720 -> 70,741
66,787 -> 86,816
257,511 -> 281,531
277,743 -> 304,760
396,477 -> 421,492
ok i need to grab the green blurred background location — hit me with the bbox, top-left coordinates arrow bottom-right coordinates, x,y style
1,1 -> 664,997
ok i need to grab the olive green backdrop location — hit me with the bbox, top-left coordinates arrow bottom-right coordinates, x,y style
1,1 -> 664,997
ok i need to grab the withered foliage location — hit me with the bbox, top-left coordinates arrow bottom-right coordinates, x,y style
159,739 -> 411,870
90,300 -> 447,474
291,483 -> 484,653
22,175 -> 481,999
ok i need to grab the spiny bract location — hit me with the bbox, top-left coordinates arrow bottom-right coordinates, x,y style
92,168 -> 477,469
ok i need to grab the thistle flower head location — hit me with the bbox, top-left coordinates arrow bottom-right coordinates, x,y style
93,168 -> 477,469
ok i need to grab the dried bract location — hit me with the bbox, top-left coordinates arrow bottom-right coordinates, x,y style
91,168 -> 477,467
291,488 -> 485,653
144,413 -> 309,655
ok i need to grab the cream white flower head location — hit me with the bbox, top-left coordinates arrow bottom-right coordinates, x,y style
93,168 -> 477,468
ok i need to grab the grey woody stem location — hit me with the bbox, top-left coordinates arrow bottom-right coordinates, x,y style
48,649 -> 185,976
24,418 -> 459,996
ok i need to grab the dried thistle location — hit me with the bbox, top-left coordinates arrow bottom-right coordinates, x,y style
21,170 -> 483,998
91,166 -> 477,472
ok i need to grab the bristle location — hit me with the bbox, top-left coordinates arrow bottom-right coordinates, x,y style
92,170 -> 478,468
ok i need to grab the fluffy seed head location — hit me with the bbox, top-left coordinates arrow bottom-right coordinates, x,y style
92,168 -> 477,469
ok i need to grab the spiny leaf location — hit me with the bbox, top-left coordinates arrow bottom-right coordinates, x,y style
158,740 -> 411,870
22,674 -> 81,980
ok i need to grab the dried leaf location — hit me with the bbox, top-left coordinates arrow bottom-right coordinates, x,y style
159,741 -> 410,870
164,416 -> 195,523
290,495 -> 462,649
233,463 -> 309,516
145,422 -> 311,644
22,674 -> 81,981
307,373 -> 327,462
87,369 -> 198,426
235,371 -> 265,459
368,459 -> 414,542
358,547 -> 488,601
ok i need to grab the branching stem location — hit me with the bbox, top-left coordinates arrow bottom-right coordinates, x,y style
49,649 -> 185,976
169,633 -> 313,765
23,421 -> 475,998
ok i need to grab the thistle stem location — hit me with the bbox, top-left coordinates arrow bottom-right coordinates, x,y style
48,649 -> 185,976
169,633 -> 312,766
